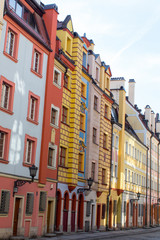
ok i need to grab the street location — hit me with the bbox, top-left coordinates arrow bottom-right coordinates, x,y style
37,227 -> 160,240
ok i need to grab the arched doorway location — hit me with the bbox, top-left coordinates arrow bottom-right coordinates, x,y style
109,200 -> 112,228
117,198 -> 121,228
77,194 -> 84,230
55,190 -> 62,231
63,191 -> 69,232
96,204 -> 101,229
126,201 -> 129,227
71,194 -> 76,232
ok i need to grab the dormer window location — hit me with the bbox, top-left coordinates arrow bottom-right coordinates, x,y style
82,52 -> 87,68
9,0 -> 39,32
66,37 -> 72,55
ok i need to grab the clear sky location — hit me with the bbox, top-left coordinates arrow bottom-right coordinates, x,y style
42,0 -> 160,115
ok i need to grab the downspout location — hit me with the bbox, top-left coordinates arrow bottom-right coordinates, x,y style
145,147 -> 149,226
106,117 -> 114,230
150,133 -> 153,226
54,66 -> 68,231
157,142 -> 160,225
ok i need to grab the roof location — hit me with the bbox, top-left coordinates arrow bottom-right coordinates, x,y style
57,15 -> 74,33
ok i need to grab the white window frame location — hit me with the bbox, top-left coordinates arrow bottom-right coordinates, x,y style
33,50 -> 40,73
25,139 -> 33,164
1,83 -> 10,109
50,104 -> 60,128
6,29 -> 15,57
0,132 -> 5,159
47,143 -> 57,169
53,67 -> 61,88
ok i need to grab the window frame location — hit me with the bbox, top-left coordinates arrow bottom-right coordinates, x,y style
0,75 -> 15,115
23,134 -> 37,167
103,133 -> 108,149
62,106 -> 69,125
59,146 -> 67,167
3,23 -> 20,63
0,126 -> 11,164
27,91 -> 40,125
78,153 -> 84,173
102,168 -> 106,185
93,127 -> 97,144
104,104 -> 109,118
81,82 -> 86,98
53,67 -> 62,88
47,143 -> 57,169
31,44 -> 43,78
50,104 -> 60,128
94,95 -> 98,111
80,113 -> 85,131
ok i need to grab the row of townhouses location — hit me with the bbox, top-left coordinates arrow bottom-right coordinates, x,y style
0,0 -> 160,238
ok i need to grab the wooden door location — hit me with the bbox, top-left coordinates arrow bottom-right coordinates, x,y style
77,194 -> 84,230
126,202 -> 129,227
13,198 -> 20,236
47,201 -> 52,233
109,201 -> 112,228
71,194 -> 76,232
91,205 -> 94,230
96,204 -> 101,229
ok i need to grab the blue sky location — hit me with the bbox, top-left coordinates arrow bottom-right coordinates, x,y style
42,0 -> 160,114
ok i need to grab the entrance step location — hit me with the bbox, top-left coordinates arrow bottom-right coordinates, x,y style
44,233 -> 56,238
55,231 -> 63,236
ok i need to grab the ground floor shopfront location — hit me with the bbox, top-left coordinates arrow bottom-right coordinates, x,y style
0,175 -> 56,239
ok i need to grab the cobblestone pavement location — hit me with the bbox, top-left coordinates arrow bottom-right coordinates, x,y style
35,226 -> 160,240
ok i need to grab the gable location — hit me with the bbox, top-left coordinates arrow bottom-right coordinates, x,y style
66,19 -> 73,33
95,55 -> 101,66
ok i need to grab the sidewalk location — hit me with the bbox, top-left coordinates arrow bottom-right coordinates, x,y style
37,226 -> 160,240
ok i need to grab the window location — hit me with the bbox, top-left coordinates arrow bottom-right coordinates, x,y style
26,193 -> 34,215
102,204 -> 106,219
126,142 -> 128,154
93,127 -> 97,144
111,163 -> 113,177
125,169 -> 127,181
135,148 -> 137,159
81,82 -> 86,98
86,201 -> 91,217
82,52 -> 87,68
124,201 -> 126,216
115,136 -> 119,149
0,76 -> 15,114
27,91 -> 40,124
129,144 -> 131,155
53,68 -> 61,87
130,201 -> 133,216
48,144 -> 57,168
132,146 -> 134,158
59,147 -> 66,167
96,67 -> 99,81
94,95 -> 98,111
132,172 -> 134,183
51,109 -> 57,125
80,114 -> 85,131
4,23 -> 20,62
64,75 -> 69,89
66,37 -> 72,55
115,165 -> 117,178
113,200 -> 117,215
0,126 -> 11,163
91,162 -> 95,180
0,190 -> 10,214
102,168 -> 106,184
62,106 -> 68,124
139,175 -> 141,186
128,170 -> 130,182
39,192 -> 46,212
23,135 -> 37,166
31,45 -> 43,77
78,153 -> 84,172
103,133 -> 108,149
104,104 -> 108,118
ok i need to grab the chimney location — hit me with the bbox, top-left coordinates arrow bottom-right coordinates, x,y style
110,77 -> 126,104
144,105 -> 151,129
151,110 -> 155,133
128,79 -> 135,106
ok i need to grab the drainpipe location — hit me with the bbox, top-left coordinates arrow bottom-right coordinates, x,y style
106,117 -> 114,230
157,142 -> 160,225
150,133 -> 153,226
145,147 -> 149,226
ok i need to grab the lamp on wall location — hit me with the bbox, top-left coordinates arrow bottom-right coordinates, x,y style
130,192 -> 140,202
77,177 -> 93,194
13,164 -> 38,196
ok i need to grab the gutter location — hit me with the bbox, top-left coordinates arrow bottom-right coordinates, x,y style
145,147 -> 149,226
150,133 -> 153,226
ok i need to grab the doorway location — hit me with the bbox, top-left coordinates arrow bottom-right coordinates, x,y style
63,192 -> 69,232
55,191 -> 61,231
13,198 -> 22,236
47,200 -> 54,233
96,204 -> 101,229
91,205 -> 94,230
71,194 -> 76,232
77,194 -> 84,230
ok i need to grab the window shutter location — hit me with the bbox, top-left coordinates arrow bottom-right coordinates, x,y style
26,193 -> 34,215
0,190 -> 10,214
39,192 -> 46,212
86,201 -> 91,217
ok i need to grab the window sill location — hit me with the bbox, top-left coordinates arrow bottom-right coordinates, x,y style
53,81 -> 61,89
93,142 -> 99,146
31,68 -> 42,78
81,95 -> 86,100
94,108 -> 100,114
0,159 -> 9,164
50,123 -> 59,129
3,51 -> 18,63
103,147 -> 109,150
80,129 -> 85,133
78,170 -> 84,174
58,165 -> 68,169
102,183 -> 108,186
64,86 -> 71,92
47,166 -> 56,170
0,106 -> 13,115
61,121 -> 70,127
23,162 -> 32,167
104,116 -> 111,121
27,117 -> 39,125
